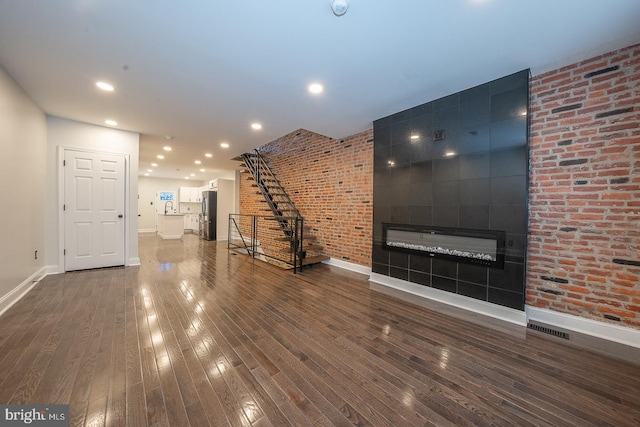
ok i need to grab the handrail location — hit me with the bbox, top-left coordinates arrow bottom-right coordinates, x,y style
238,149 -> 313,273
228,215 -> 253,257
244,150 -> 302,220
228,213 -> 304,273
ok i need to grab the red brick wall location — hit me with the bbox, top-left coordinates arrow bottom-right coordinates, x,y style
528,43 -> 640,329
239,129 -> 374,267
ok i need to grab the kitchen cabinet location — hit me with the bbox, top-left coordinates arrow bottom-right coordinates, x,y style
179,186 -> 203,203
183,213 -> 200,232
191,187 -> 202,203
179,187 -> 192,203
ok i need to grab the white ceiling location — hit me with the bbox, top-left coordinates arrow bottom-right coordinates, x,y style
1,1 -> 639,180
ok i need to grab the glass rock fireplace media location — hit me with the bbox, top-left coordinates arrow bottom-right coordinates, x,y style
383,223 -> 506,268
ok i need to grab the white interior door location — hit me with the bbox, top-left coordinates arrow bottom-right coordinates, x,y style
64,150 -> 125,271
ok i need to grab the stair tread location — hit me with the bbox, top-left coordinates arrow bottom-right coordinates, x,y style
278,243 -> 323,253
301,255 -> 330,266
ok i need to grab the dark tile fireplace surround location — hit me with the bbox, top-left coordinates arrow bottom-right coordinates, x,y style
372,70 -> 529,310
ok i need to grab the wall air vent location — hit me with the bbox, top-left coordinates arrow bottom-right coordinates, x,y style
527,323 -> 570,340
433,129 -> 445,141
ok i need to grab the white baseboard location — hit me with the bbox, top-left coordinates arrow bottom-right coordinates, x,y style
157,233 -> 183,240
138,228 -> 156,233
526,306 -> 640,349
0,267 -> 47,317
369,273 -> 527,326
323,258 -> 372,276
45,265 -> 61,275
127,257 -> 141,266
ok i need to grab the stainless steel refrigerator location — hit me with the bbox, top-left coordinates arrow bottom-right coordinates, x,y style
202,191 -> 217,240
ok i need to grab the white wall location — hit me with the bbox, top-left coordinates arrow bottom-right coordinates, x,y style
138,176 -> 206,232
45,116 -> 140,270
0,66 -> 47,307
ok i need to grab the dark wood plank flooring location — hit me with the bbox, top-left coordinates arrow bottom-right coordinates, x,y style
0,234 -> 639,426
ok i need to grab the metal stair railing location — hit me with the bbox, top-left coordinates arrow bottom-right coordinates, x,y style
228,214 -> 256,257
241,149 -> 303,248
228,213 -> 305,273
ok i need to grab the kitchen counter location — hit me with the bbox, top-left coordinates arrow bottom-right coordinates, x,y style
157,213 -> 185,239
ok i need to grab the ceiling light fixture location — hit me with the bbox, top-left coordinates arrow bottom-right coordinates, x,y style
157,155 -> 164,159
251,123 -> 262,130
163,146 -> 172,151
194,160 -> 201,165
104,119 -> 118,126
410,135 -> 419,140
147,169 -> 153,172
151,163 -> 158,167
190,173 -> 195,177
165,134 -> 174,140
220,142 -> 229,148
445,151 -> 457,157
331,0 -> 349,16
308,83 -> 323,94
144,173 -> 149,176
200,169 -> 205,172
96,81 -> 114,91
205,153 -> 213,158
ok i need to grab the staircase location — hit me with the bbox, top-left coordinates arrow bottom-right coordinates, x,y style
238,149 -> 328,270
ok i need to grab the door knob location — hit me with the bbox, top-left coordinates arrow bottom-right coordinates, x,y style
118,214 -> 123,218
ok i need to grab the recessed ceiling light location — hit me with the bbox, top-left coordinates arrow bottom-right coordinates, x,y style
251,123 -> 262,130
147,169 -> 153,172
144,173 -> 149,176
205,153 -> 213,158
445,151 -> 456,157
331,0 -> 349,16
190,173 -> 195,177
151,163 -> 158,167
410,135 -> 419,140
185,177 -> 189,180
96,81 -> 114,91
220,142 -> 229,148
308,83 -> 323,94
157,155 -> 164,159
194,160 -> 201,165
105,119 -> 117,126
163,146 -> 172,151
200,169 -> 205,172
388,160 -> 395,166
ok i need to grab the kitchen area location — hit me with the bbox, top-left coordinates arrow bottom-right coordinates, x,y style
138,176 -> 237,241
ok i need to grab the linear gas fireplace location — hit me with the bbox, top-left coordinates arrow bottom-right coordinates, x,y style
383,223 -> 506,269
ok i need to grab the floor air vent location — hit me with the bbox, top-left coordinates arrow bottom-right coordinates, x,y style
527,323 -> 570,340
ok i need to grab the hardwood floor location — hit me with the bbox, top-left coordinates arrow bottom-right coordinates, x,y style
1,234 -> 639,426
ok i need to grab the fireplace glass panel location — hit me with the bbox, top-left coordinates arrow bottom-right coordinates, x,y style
383,223 -> 505,269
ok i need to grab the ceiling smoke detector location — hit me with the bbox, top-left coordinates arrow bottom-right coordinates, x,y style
331,0 -> 349,16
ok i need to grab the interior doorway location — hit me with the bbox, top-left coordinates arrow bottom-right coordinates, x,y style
63,149 -> 126,271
